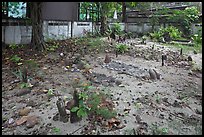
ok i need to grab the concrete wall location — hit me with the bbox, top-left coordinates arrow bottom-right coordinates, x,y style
2,20 -> 97,44
2,19 -> 202,44
73,22 -> 93,37
191,23 -> 202,34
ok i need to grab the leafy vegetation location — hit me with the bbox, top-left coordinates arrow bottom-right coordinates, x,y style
191,29 -> 202,47
10,55 -> 22,63
168,6 -> 200,36
46,41 -> 60,52
23,60 -> 39,71
71,81 -> 116,119
9,44 -> 24,50
116,44 -> 128,54
150,26 -> 182,42
111,23 -> 122,35
19,82 -> 31,89
150,123 -> 169,135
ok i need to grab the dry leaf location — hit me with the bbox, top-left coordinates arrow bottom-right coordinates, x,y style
16,116 -> 29,126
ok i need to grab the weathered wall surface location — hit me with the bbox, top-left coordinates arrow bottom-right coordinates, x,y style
2,20 -> 202,44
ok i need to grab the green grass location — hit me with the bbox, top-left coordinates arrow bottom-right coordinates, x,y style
164,43 -> 202,53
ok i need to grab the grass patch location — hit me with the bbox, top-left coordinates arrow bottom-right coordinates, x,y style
164,43 -> 202,53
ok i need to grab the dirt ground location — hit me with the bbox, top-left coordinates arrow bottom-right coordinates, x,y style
2,38 -> 202,135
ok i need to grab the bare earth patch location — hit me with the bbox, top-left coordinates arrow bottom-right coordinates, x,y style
2,39 -> 202,135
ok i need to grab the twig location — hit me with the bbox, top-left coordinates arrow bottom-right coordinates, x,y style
69,125 -> 86,135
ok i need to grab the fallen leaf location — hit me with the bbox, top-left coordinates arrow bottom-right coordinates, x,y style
16,116 -> 29,126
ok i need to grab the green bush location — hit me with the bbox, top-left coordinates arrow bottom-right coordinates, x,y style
111,23 -> 122,35
150,26 -> 182,42
10,55 -> 22,63
116,44 -> 128,54
9,44 -> 24,50
191,29 -> 202,46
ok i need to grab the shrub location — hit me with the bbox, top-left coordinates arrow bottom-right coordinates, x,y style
191,29 -> 202,47
149,26 -> 182,42
116,44 -> 129,54
111,23 -> 122,35
10,55 -> 22,63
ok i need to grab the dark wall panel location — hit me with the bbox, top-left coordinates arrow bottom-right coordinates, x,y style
42,2 -> 78,21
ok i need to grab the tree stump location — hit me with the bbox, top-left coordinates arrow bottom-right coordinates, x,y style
56,98 -> 69,123
162,54 -> 167,66
70,90 -> 82,123
22,67 -> 28,83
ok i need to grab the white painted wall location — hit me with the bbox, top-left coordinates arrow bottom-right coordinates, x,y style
2,20 -> 202,44
72,22 -> 93,37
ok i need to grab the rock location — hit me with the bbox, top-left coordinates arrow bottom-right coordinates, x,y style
8,118 -> 15,125
149,69 -> 157,80
26,116 -> 39,128
64,56 -> 73,66
135,115 -> 142,123
193,50 -> 197,54
188,56 -> 193,62
152,69 -> 160,80
115,80 -> 122,86
11,79 -> 20,84
195,109 -> 202,115
188,70 -> 193,75
15,88 -> 31,96
26,100 -> 36,107
104,54 -> 111,64
19,107 -> 31,116
60,53 -> 64,57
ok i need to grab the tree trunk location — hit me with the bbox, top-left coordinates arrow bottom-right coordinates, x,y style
30,2 -> 46,51
122,2 -> 126,23
100,15 -> 108,36
100,3 -> 109,36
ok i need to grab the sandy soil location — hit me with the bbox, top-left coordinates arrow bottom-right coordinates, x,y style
2,39 -> 202,135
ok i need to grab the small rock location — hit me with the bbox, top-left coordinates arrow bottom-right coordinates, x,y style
195,109 -> 202,115
118,84 -> 125,87
115,80 -> 122,86
60,53 -> 64,56
188,70 -> 193,75
152,69 -> 160,80
159,113 -> 165,119
26,100 -> 36,107
26,116 -> 39,128
19,107 -> 31,116
11,79 -> 20,84
149,69 -> 157,80
137,83 -> 142,86
188,56 -> 193,62
193,50 -> 197,54
15,88 -> 31,96
135,115 -> 142,123
8,118 -> 15,125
